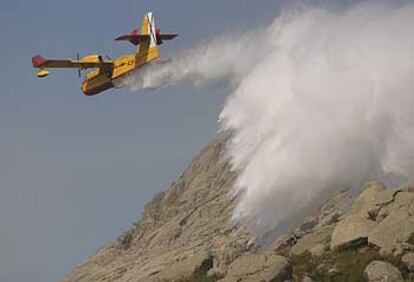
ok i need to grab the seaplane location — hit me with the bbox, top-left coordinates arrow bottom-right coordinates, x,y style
31,12 -> 177,96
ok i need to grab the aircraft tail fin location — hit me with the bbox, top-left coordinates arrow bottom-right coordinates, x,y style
136,12 -> 159,61
114,12 -> 178,51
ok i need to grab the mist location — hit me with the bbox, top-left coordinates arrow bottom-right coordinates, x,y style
123,1 -> 414,237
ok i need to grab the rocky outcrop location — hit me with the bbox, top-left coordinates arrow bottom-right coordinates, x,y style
329,181 -> 414,255
148,252 -> 212,281
217,251 -> 292,282
290,225 -> 333,257
348,181 -> 387,219
368,191 -> 414,255
302,276 -> 313,282
331,181 -> 386,251
62,137 -> 250,282
402,252 -> 414,272
286,181 -> 414,280
272,189 -> 352,255
62,135 -> 414,282
363,261 -> 403,282
329,182 -> 383,252
330,215 -> 376,251
211,236 -> 250,275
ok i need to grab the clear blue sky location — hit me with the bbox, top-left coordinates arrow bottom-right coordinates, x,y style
0,1 -> 284,281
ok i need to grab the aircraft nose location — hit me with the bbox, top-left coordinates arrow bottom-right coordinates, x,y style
80,81 -> 88,94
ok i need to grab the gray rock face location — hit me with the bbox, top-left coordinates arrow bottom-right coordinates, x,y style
330,215 -> 376,251
61,133 -> 414,282
212,236 -> 250,275
272,234 -> 297,252
289,225 -> 333,257
152,251 -> 212,281
330,181 -> 414,254
302,276 -> 313,282
402,252 -> 414,272
349,181 -> 386,219
401,253 -> 414,272
271,190 -> 353,256
62,137 -> 250,282
363,261 -> 403,282
217,251 -> 292,282
328,183 -> 383,251
368,195 -> 414,255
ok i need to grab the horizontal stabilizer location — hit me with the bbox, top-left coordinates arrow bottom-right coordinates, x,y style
114,34 -> 151,46
156,34 -> 178,45
158,34 -> 178,40
115,33 -> 178,46
32,55 -> 47,68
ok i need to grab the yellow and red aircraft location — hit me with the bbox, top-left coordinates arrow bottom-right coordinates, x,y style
31,12 -> 177,96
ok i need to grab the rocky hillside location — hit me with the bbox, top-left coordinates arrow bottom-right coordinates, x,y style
63,137 -> 414,282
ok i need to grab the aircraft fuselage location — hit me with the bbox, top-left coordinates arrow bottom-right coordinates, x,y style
81,48 -> 159,96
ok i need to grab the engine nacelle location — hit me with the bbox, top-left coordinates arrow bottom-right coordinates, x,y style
37,68 -> 50,78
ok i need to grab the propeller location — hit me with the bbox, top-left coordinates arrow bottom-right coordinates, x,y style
105,55 -> 112,61
77,53 -> 81,78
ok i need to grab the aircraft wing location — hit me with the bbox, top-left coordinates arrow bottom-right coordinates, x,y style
114,34 -> 150,46
32,55 -> 113,69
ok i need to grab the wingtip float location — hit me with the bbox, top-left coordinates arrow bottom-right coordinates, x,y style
31,12 -> 178,96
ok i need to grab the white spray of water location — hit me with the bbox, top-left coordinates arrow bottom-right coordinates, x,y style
124,2 -> 414,236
